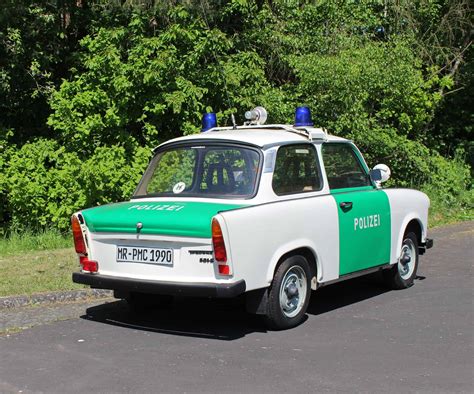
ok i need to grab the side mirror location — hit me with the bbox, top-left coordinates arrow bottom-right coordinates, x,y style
370,164 -> 391,185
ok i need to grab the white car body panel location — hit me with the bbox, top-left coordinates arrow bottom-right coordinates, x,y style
384,188 -> 430,264
85,230 -> 224,283
219,194 -> 339,290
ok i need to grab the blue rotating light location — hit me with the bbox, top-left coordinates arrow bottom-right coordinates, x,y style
201,112 -> 217,132
294,106 -> 313,127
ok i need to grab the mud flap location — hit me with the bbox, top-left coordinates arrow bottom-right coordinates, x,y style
245,288 -> 269,315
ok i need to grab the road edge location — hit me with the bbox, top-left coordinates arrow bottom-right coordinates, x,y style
0,288 -> 113,310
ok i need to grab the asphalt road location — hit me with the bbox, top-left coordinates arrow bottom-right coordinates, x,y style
1,221 -> 473,393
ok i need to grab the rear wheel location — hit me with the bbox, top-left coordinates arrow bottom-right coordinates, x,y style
264,255 -> 311,330
383,232 -> 419,289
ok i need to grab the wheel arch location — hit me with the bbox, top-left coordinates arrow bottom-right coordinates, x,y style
405,219 -> 422,244
394,216 -> 424,261
266,245 -> 320,290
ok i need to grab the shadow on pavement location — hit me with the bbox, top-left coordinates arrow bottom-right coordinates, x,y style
306,273 -> 389,316
82,273 -> 391,340
83,296 -> 265,341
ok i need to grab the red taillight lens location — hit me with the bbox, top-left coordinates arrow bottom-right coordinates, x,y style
218,265 -> 230,275
212,218 -> 227,263
79,256 -> 98,273
71,215 -> 87,255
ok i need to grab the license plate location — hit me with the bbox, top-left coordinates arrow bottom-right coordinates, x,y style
116,245 -> 173,265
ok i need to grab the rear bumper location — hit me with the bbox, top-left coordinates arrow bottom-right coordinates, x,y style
72,272 -> 246,298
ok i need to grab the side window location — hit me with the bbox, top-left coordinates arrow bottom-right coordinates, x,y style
272,144 -> 321,195
322,143 -> 371,189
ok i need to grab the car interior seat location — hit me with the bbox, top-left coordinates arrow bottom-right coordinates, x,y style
205,161 -> 236,194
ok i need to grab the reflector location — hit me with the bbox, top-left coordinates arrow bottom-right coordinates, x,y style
218,265 -> 230,275
79,256 -> 98,273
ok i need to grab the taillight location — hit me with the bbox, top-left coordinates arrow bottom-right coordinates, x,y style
71,215 -> 87,255
79,256 -> 98,273
212,218 -> 231,276
72,215 -> 98,273
212,218 -> 227,262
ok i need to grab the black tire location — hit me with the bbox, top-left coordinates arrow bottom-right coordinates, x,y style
383,232 -> 419,290
126,292 -> 173,312
264,255 -> 312,330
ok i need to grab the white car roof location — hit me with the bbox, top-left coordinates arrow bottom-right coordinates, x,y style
156,125 -> 348,150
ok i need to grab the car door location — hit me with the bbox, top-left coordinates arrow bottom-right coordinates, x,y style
322,142 -> 391,276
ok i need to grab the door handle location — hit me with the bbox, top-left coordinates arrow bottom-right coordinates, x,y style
340,201 -> 353,211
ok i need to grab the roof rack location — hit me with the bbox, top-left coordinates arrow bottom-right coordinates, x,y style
208,124 -> 328,141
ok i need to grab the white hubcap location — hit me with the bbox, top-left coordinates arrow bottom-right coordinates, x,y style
279,266 -> 307,318
398,239 -> 416,280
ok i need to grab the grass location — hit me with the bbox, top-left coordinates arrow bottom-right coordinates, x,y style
425,187 -> 474,228
429,205 -> 474,227
0,229 -> 72,256
0,229 -> 85,297
0,247 -> 85,297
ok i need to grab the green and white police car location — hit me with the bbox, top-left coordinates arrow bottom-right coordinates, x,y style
72,106 -> 433,330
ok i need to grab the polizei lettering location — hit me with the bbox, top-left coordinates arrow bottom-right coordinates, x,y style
354,214 -> 381,231
127,204 -> 185,212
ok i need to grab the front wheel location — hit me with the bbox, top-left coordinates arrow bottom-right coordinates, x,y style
264,255 -> 312,330
383,232 -> 419,289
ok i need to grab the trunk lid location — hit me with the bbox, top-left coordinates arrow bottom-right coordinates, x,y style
81,200 -> 245,238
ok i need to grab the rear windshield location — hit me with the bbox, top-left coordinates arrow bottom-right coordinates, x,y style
134,144 -> 261,199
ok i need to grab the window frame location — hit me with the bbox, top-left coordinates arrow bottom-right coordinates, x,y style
133,141 -> 264,200
271,142 -> 324,196
321,141 -> 375,191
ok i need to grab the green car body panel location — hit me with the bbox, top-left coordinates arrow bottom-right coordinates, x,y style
332,187 -> 391,276
81,201 -> 246,238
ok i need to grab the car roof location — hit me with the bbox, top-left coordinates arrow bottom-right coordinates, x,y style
156,125 -> 348,150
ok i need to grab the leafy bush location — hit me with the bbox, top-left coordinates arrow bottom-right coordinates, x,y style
47,11 -> 276,156
0,129 -> 17,233
4,139 -> 150,231
0,2 -> 471,233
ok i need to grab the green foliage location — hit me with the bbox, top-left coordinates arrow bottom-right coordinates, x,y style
0,1 -> 472,232
0,0 -> 93,143
47,11 -> 274,154
3,139 -> 150,231
430,47 -> 473,164
291,40 -> 439,138
0,130 -> 13,232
